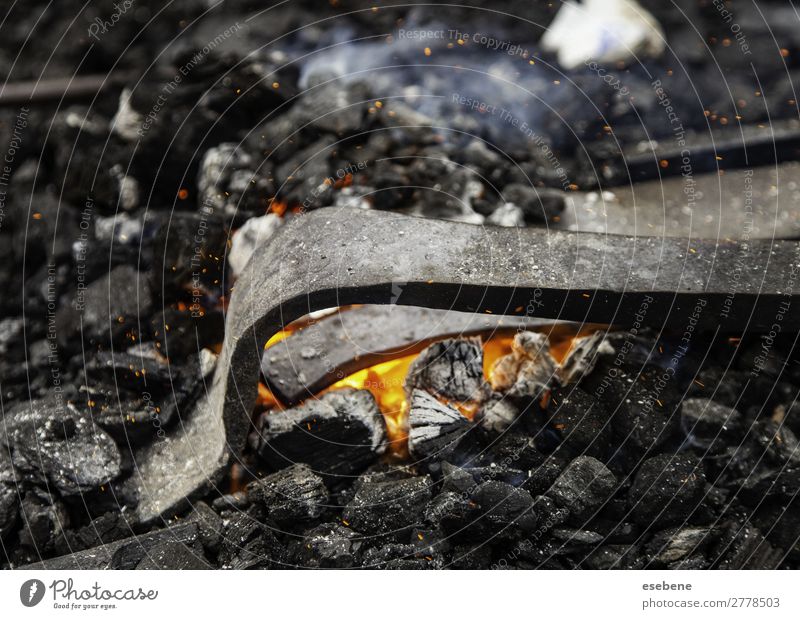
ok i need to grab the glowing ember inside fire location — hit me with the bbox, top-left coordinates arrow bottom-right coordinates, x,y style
259,322 -> 606,458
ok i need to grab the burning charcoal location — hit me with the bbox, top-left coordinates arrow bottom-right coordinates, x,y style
218,510 -> 284,569
408,389 -> 472,461
228,213 -> 282,278
712,523 -> 783,569
487,203 -> 525,227
547,456 -> 617,522
490,331 -> 557,398
405,337 -> 487,405
135,541 -> 210,570
479,395 -> 522,433
5,397 -> 122,497
56,264 -> 152,350
628,454 -> 706,528
546,386 -> 612,459
645,526 -> 716,567
343,475 -> 433,535
501,183 -> 565,223
470,480 -> 538,534
247,463 -> 329,524
54,511 -> 135,556
186,501 -> 223,556
299,523 -> 363,568
681,398 -> 742,447
18,490 -> 69,553
558,331 -> 610,385
257,388 -> 386,477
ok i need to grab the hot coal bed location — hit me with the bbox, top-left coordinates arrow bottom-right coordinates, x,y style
2,0 -> 800,570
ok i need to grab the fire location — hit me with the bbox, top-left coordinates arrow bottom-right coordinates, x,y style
259,322 -> 606,458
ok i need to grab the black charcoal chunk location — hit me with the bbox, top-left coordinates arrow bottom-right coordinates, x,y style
0,449 -> 18,538
408,389 -> 471,461
135,541 -> 211,569
594,364 -> 682,456
547,456 -> 617,521
750,420 -> 800,465
6,398 -> 122,497
0,483 -> 17,539
712,523 -> 783,569
247,463 -> 329,523
424,491 -> 475,531
217,511 -> 283,569
405,337 -> 487,404
54,511 -> 135,556
299,523 -> 362,568
470,480 -> 538,533
501,183 -> 565,223
546,386 -> 612,458
449,544 -> 492,569
257,388 -> 386,477
186,501 -> 223,555
628,454 -> 706,528
211,491 -> 249,513
18,490 -> 69,553
24,522 -> 202,570
681,398 -> 742,446
56,265 -> 152,350
551,527 -> 604,545
343,475 -> 433,535
645,526 -> 715,566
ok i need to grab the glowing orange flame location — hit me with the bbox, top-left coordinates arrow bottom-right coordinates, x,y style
259,323 -> 606,458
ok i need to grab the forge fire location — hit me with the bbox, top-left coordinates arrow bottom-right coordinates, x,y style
3,1 -> 800,590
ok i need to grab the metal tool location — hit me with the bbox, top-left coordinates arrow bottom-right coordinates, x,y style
132,206 -> 800,523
